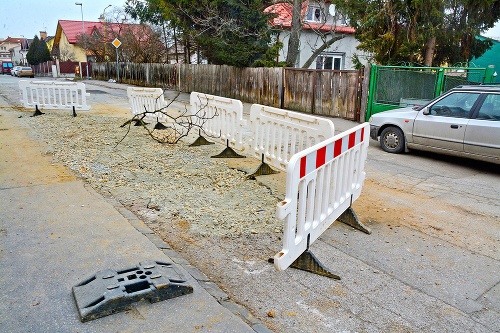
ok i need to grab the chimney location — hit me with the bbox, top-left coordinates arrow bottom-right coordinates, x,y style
40,31 -> 47,40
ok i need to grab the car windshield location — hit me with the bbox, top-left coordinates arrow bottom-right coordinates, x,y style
22,67 -> 31,70
413,95 -> 442,111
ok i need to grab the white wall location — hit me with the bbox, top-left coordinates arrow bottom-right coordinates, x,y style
10,45 -> 26,65
277,30 -> 370,70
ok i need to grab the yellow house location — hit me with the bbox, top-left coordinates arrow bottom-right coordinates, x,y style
52,20 -> 100,62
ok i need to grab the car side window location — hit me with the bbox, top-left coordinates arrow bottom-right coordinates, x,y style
476,94 -> 500,121
428,92 -> 480,118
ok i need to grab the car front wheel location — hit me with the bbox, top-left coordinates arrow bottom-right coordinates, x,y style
380,126 -> 405,153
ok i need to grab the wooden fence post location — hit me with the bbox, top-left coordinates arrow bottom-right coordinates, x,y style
359,64 -> 371,123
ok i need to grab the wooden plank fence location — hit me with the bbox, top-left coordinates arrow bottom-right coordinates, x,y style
283,68 -> 362,120
92,63 -> 365,121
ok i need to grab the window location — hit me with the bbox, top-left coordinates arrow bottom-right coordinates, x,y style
476,94 -> 500,121
429,92 -> 480,118
306,6 -> 323,22
1,47 -> 6,51
316,54 -> 343,70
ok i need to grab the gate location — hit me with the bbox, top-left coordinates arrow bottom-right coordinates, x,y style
365,65 -> 496,121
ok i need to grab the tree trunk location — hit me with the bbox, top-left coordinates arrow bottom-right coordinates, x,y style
301,35 -> 345,69
286,0 -> 302,67
424,36 -> 436,67
162,20 -> 168,64
174,28 -> 179,63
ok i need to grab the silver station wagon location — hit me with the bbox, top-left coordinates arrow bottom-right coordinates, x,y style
369,85 -> 500,164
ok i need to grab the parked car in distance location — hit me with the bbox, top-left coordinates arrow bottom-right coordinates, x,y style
369,85 -> 500,165
1,61 -> 14,74
17,67 -> 34,78
11,66 -> 22,76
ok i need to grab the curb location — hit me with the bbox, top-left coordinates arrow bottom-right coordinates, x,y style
104,196 -> 274,333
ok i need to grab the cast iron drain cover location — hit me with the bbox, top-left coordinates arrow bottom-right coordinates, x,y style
73,260 -> 193,322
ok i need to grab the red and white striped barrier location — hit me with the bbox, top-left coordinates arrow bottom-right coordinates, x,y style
19,80 -> 90,111
274,123 -> 370,271
191,92 -> 247,151
127,87 -> 168,123
249,104 -> 335,171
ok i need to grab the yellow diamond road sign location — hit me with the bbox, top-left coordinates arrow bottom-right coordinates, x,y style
112,38 -> 122,48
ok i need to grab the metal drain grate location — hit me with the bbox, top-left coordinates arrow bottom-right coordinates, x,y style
72,260 -> 193,322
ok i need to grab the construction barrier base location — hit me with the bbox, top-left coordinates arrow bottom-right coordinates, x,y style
211,140 -> 245,158
247,162 -> 279,179
211,146 -> 245,158
338,207 -> 371,234
153,121 -> 168,130
190,135 -> 214,146
269,251 -> 340,280
247,154 -> 279,179
73,260 -> 193,322
31,105 -> 44,117
134,119 -> 148,126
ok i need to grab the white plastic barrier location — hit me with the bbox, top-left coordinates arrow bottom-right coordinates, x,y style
273,123 -> 370,271
19,80 -> 90,110
127,87 -> 168,123
249,104 -> 335,171
190,92 -> 247,151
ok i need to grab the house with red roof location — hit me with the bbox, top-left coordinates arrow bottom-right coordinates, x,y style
52,20 -> 101,62
265,1 -> 368,70
52,20 -> 162,63
0,37 -> 28,62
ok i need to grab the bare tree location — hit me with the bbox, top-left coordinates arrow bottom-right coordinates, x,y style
117,92 -> 220,146
273,0 -> 350,69
76,8 -> 166,63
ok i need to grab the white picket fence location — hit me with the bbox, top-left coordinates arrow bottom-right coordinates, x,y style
190,92 -> 247,151
249,104 -> 335,171
273,123 -> 370,271
127,87 -> 169,123
19,80 -> 90,110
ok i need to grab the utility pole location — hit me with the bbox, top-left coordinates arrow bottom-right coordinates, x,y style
75,2 -> 89,79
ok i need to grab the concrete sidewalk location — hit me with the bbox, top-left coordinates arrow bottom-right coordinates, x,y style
0,96 -> 270,332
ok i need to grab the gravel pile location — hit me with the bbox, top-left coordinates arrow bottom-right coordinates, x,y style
25,112 -> 284,237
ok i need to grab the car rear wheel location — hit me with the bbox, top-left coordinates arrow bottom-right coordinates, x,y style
380,126 -> 405,153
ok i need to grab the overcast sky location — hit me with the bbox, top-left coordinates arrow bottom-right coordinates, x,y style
1,0 -> 500,41
0,0 -> 127,40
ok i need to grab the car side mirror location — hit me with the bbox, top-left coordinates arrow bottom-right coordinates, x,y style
422,108 -> 430,115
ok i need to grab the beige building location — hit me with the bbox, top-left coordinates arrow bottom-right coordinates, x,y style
0,37 -> 26,62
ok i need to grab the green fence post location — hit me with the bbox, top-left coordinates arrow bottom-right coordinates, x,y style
366,64 -> 377,121
435,68 -> 445,98
484,65 -> 495,83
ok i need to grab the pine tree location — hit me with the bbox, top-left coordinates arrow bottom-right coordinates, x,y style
26,35 -> 40,65
26,35 -> 52,65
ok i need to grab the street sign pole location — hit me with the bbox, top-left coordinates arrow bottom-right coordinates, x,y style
112,38 -> 122,83
116,47 -> 119,83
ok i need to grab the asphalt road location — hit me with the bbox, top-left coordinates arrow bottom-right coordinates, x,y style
1,74 -> 499,332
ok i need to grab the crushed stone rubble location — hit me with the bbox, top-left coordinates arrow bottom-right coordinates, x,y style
25,112 -> 284,236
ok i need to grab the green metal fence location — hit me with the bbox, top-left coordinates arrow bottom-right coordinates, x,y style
366,65 -> 496,121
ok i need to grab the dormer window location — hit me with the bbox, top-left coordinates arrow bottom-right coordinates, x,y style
306,5 -> 323,23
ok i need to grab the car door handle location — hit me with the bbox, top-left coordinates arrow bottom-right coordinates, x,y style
450,124 -> 459,129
